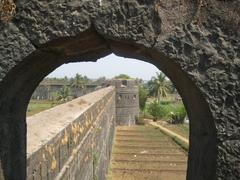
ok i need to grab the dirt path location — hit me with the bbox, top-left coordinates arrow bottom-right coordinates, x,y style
108,125 -> 187,180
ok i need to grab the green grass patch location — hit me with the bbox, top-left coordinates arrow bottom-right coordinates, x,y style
153,125 -> 189,153
27,100 -> 60,117
163,124 -> 189,139
172,136 -> 189,154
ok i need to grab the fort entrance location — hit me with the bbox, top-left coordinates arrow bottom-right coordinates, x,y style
0,0 -> 239,180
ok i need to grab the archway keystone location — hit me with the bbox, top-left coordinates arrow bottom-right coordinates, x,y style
0,0 -> 239,180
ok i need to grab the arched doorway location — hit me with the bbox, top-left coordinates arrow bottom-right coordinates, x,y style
0,1 -> 239,180
0,28 -> 216,180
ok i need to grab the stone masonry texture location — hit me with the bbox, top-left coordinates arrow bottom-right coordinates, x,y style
107,79 -> 139,126
26,87 -> 115,180
0,0 -> 239,180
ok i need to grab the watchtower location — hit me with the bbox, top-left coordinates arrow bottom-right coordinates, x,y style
107,79 -> 139,126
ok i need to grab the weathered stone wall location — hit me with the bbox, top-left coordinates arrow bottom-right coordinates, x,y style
0,0 -> 239,180
107,80 -> 139,126
26,87 -> 115,180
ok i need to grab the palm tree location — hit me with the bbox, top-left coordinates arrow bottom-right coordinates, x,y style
57,86 -> 70,102
71,73 -> 86,89
148,72 -> 170,103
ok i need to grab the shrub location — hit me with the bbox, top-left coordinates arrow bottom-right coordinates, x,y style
147,101 -> 169,121
170,104 -> 187,124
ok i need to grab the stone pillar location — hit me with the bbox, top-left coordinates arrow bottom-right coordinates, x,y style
108,80 -> 139,126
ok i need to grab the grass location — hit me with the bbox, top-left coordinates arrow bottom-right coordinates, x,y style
161,123 -> 189,139
153,123 -> 189,152
27,100 -> 60,117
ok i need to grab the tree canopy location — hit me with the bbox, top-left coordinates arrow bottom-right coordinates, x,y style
148,72 -> 170,102
114,74 -> 131,79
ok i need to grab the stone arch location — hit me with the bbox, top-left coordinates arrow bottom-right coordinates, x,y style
0,0 -> 239,180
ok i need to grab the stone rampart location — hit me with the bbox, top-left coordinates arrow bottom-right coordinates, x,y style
26,87 -> 115,180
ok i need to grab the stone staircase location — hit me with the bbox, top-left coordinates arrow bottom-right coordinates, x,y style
107,125 -> 188,180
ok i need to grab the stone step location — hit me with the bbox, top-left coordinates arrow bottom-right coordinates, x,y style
114,144 -> 178,149
115,133 -> 166,138
113,148 -> 185,154
115,141 -> 175,147
115,134 -> 167,140
112,153 -> 187,161
114,139 -> 169,143
116,129 -> 164,134
110,170 -> 186,180
111,161 -> 187,171
115,137 -> 169,141
116,126 -> 153,131
112,159 -> 187,163
108,125 -> 188,180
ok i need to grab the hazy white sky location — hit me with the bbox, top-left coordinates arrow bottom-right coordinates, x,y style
48,54 -> 160,80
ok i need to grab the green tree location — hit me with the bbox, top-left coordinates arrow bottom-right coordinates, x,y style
148,72 -> 170,103
71,73 -> 88,89
167,81 -> 177,94
114,74 -> 131,79
57,86 -> 70,101
139,85 -> 148,111
147,100 -> 168,121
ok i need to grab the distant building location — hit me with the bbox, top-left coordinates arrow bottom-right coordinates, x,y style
31,82 -> 98,100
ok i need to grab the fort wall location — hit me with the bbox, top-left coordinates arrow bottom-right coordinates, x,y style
26,87 -> 115,180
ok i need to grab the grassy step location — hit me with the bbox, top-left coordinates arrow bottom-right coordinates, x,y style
115,139 -> 169,142
116,134 -> 165,138
116,126 -> 154,131
110,171 -> 186,180
107,125 -> 188,180
113,148 -> 185,154
116,130 -> 164,134
112,159 -> 187,163
111,161 -> 187,171
111,168 -> 186,173
114,138 -> 169,143
115,141 -> 175,147
115,137 -> 169,141
112,153 -> 187,161
115,133 -> 166,138
114,144 -> 178,149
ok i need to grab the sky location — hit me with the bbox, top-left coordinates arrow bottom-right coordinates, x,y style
48,54 -> 160,80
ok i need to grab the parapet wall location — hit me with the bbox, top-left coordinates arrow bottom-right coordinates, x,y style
26,87 -> 115,180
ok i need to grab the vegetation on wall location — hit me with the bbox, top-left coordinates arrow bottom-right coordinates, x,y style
92,153 -> 99,180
